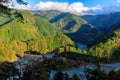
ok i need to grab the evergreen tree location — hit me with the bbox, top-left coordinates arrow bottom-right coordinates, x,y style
53,71 -> 64,80
72,74 -> 79,80
64,73 -> 70,80
0,62 -> 19,80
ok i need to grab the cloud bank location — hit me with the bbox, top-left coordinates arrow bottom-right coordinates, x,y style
13,1 -> 120,15
35,1 -> 92,15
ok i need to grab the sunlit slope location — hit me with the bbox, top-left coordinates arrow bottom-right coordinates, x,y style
88,25 -> 120,59
0,11 -> 75,62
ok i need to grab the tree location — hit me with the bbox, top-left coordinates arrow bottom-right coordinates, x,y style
53,71 -> 72,80
22,62 -> 50,80
107,70 -> 117,80
0,0 -> 27,16
0,0 -> 27,24
0,0 -> 27,4
0,62 -> 20,80
64,73 -> 70,80
72,74 -> 79,80
53,71 -> 64,80
85,68 -> 107,80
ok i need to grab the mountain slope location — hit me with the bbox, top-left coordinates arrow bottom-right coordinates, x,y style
88,25 -> 120,61
34,11 -> 103,45
33,10 -> 61,21
81,12 -> 120,33
50,13 -> 87,33
66,24 -> 103,45
50,12 -> 103,44
0,10 -> 75,62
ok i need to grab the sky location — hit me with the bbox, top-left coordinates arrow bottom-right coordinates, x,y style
12,0 -> 120,15
23,0 -> 118,7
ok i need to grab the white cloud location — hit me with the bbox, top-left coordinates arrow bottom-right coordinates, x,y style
35,1 -> 69,11
12,4 -> 32,10
83,5 -> 103,15
34,1 -> 97,15
12,1 -> 120,15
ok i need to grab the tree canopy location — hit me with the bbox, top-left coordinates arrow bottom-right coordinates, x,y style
0,0 -> 27,4
0,0 -> 27,21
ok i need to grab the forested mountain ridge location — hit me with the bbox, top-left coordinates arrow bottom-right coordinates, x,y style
34,11 -> 103,44
0,9 -> 120,62
33,10 -> 62,21
81,12 -> 120,33
87,25 -> 120,61
0,10 -> 75,62
65,25 -> 120,63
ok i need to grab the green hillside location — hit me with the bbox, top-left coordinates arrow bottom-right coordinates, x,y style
35,16 -> 59,36
33,11 -> 88,32
33,10 -> 61,21
53,13 -> 103,44
49,13 -> 87,32
0,10 -> 75,62
0,16 -> 9,24
87,26 -> 120,61
34,11 -> 103,45
64,26 -> 120,63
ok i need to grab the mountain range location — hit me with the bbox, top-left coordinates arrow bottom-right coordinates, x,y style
34,11 -> 103,45
81,12 -> 120,33
0,10 -> 120,62
33,10 -> 120,61
0,10 -> 75,62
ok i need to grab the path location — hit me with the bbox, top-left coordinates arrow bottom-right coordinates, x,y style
16,53 -> 43,59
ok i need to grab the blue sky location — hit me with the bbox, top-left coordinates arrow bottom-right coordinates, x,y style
48,0 -> 118,7
23,0 -> 118,7
14,0 -> 120,15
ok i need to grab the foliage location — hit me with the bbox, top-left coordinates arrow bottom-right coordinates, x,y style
60,26 -> 120,63
86,68 -> 120,80
0,0 -> 25,3
53,71 -> 79,80
53,71 -> 65,80
0,0 -> 27,18
35,11 -> 103,44
0,62 -> 19,80
0,10 -> 75,62
22,58 -> 77,80
22,61 -> 50,80
33,11 -> 61,21
87,26 -> 120,62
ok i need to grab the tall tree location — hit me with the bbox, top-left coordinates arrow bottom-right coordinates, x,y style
53,71 -> 64,80
0,0 -> 27,15
0,0 -> 27,4
72,74 -> 79,80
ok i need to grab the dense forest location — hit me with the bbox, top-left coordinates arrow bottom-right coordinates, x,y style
0,10 -> 77,62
